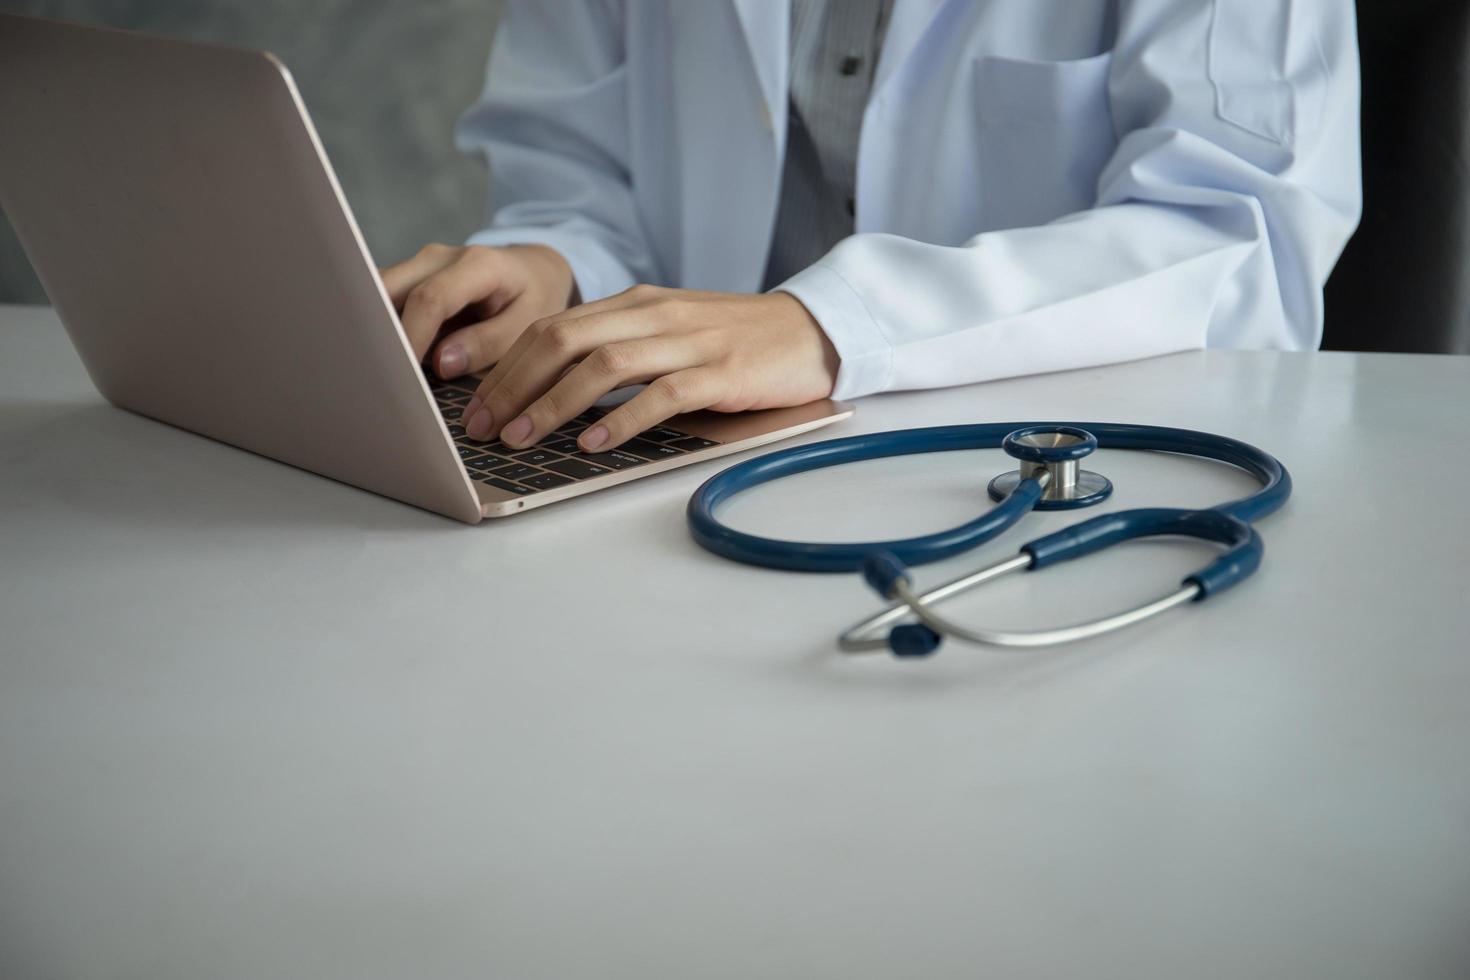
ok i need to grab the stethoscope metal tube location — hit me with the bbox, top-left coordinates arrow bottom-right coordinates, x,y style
840,506 -> 1264,655
840,571 -> 1201,654
831,468 -> 1190,650
686,421 -> 1290,658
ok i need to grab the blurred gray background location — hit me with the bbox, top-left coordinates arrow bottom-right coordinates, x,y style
0,0 -> 502,304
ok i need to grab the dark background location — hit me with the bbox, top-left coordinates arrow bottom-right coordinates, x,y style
0,0 -> 503,304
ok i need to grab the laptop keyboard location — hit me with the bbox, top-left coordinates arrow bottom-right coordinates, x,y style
429,377 -> 720,496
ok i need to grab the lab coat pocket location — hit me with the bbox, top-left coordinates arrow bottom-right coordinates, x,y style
1207,1 -> 1306,144
973,51 -> 1115,231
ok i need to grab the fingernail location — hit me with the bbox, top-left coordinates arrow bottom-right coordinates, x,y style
581,425 -> 609,451
460,396 -> 481,425
466,407 -> 494,440
502,415 -> 533,446
438,344 -> 466,378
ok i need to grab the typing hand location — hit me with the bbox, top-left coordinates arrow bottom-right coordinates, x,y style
459,286 -> 840,454
378,243 -> 576,380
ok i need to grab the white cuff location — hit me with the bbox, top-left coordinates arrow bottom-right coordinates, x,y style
463,226 -> 636,303
775,262 -> 893,400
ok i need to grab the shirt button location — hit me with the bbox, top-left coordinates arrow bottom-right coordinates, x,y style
839,55 -> 862,76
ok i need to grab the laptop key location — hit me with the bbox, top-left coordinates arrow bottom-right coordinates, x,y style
447,424 -> 467,438
465,455 -> 511,471
544,438 -> 580,455
484,476 -> 535,495
489,463 -> 540,480
456,446 -> 484,460
669,436 -> 719,451
544,458 -> 611,480
520,472 -> 574,490
644,426 -> 689,442
514,448 -> 561,466
622,437 -> 684,460
579,450 -> 647,470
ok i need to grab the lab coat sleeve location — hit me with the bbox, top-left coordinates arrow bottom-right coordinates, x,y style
777,1 -> 1362,400
453,0 -> 655,302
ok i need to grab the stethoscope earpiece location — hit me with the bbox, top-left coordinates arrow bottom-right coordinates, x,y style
887,623 -> 943,658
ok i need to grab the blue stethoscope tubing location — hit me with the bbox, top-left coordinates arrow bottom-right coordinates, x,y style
686,421 -> 1291,575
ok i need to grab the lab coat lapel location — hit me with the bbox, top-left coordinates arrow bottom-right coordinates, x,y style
707,0 -> 951,290
858,0 -> 950,232
675,0 -> 787,292
873,0 -> 951,97
731,0 -> 788,134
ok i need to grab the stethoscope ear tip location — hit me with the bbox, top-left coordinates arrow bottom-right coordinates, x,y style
862,550 -> 911,600
888,623 -> 943,658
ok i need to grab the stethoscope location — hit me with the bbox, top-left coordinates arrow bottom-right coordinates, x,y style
686,423 -> 1290,657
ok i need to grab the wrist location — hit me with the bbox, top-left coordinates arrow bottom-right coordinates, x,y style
769,291 -> 839,398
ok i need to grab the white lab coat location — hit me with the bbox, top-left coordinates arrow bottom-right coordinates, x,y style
455,0 -> 1360,400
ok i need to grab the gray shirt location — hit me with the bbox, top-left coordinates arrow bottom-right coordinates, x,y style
762,0 -> 893,291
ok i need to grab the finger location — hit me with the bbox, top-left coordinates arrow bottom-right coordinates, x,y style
497,336 -> 706,449
467,301 -> 606,402
541,281 -> 661,320
379,244 -> 458,310
465,282 -> 661,385
399,250 -> 508,362
579,368 -> 725,453
429,293 -> 548,379
462,309 -> 664,439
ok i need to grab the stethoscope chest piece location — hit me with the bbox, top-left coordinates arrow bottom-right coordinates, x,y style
986,425 -> 1113,511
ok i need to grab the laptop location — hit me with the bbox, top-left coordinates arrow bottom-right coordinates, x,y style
0,14 -> 852,523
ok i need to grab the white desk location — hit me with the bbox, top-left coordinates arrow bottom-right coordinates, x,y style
2,303 -> 1468,980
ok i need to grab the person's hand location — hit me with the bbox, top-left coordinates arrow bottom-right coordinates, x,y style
378,243 -> 577,379
459,286 -> 840,453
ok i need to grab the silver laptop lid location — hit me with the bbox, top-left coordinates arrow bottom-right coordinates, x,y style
0,15 -> 482,523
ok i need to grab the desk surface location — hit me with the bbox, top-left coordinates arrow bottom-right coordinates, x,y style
2,303 -> 1468,980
